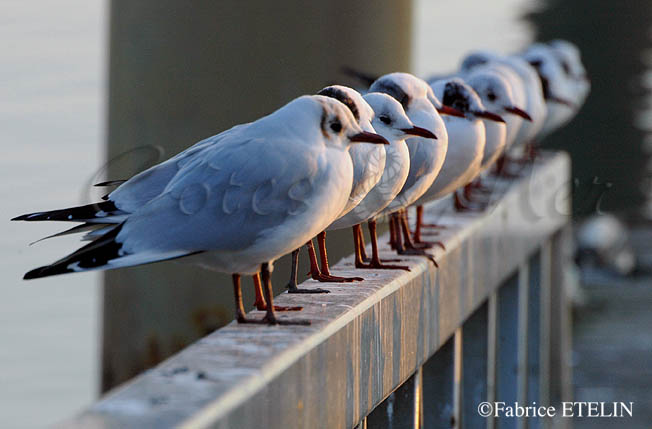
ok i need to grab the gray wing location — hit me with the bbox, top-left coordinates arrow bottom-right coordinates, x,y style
118,137 -> 325,253
398,139 -> 436,197
109,123 -> 250,213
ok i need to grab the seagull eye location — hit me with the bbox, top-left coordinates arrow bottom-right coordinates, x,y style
487,92 -> 497,102
379,115 -> 391,125
561,60 -> 571,75
330,120 -> 342,133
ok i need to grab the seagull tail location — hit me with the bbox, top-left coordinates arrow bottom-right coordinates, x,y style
11,201 -> 126,223
23,224 -> 199,280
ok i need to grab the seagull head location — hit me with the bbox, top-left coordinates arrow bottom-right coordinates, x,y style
370,72 -> 464,118
548,39 -> 590,85
522,44 -> 576,109
432,77 -> 505,123
312,95 -> 389,149
460,50 -> 499,73
465,70 -> 532,121
363,92 -> 437,141
317,85 -> 376,133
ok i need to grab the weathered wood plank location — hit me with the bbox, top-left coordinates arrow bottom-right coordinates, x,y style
58,152 -> 570,429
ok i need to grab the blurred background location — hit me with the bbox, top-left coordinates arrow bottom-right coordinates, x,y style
1,0 -> 650,427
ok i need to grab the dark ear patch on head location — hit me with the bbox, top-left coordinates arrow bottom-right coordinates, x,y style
319,108 -> 329,138
318,87 -> 360,121
463,54 -> 488,70
443,82 -> 469,113
374,80 -> 411,111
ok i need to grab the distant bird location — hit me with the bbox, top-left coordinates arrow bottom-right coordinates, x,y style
13,95 -> 388,325
459,51 -> 546,169
463,69 -> 532,187
547,39 -> 590,108
521,43 -> 577,140
371,73 -> 455,264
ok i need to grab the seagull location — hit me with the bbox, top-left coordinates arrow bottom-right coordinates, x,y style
13,95 -> 388,325
461,50 -> 547,171
284,85 -> 385,287
331,92 -> 437,271
463,68 -> 532,182
413,78 -> 501,221
520,43 -> 577,140
547,39 -> 590,107
460,50 -> 546,169
370,73 -> 456,264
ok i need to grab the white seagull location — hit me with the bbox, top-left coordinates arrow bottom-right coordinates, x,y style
331,92 -> 437,271
547,39 -> 590,108
463,68 -> 533,180
521,43 -> 577,140
370,73 -> 456,264
413,78 -> 502,222
13,95 -> 388,325
460,50 -> 546,160
293,85 -> 387,285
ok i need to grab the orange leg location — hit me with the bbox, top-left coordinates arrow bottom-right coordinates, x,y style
252,273 -> 302,311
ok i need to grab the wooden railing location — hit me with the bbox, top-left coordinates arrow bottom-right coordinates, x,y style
59,152 -> 573,429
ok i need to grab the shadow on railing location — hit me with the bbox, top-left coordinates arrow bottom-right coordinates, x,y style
59,152 -> 573,429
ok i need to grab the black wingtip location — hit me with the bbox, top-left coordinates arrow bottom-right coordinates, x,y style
24,264 -> 72,280
10,201 -> 120,222
94,180 -> 127,187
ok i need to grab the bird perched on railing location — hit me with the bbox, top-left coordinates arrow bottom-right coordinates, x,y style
459,51 -> 546,151
521,43 -> 579,140
371,72 -> 456,265
421,78 -> 502,212
463,70 -> 528,177
292,85 -> 386,286
12,95 -> 388,325
12,37 -> 590,326
332,92 -> 438,271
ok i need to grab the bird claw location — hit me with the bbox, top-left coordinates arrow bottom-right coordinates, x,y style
415,240 -> 446,251
397,248 -> 439,267
412,241 -> 434,249
253,301 -> 303,312
356,260 -> 411,271
356,257 -> 404,268
309,272 -> 363,283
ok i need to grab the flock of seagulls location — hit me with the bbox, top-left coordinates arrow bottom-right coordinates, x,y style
13,40 -> 589,325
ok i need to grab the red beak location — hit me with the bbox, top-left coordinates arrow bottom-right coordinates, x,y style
504,106 -> 533,121
401,126 -> 437,139
349,131 -> 389,145
437,105 -> 466,118
474,110 -> 506,123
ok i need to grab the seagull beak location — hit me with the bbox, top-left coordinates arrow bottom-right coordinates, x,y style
474,110 -> 506,123
400,126 -> 437,139
437,105 -> 466,118
546,94 -> 575,108
349,131 -> 389,145
504,105 -> 533,121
